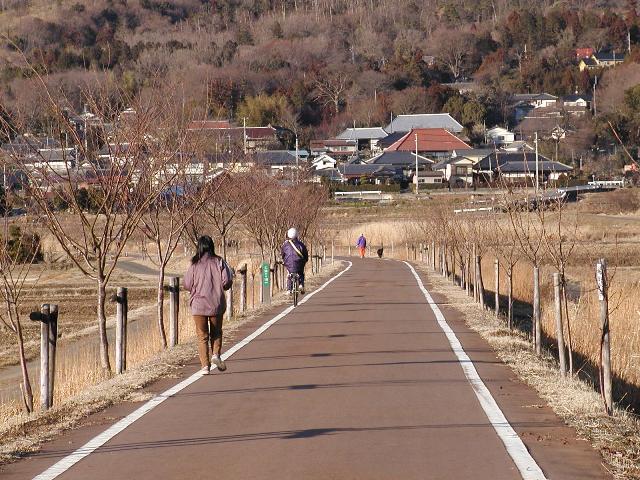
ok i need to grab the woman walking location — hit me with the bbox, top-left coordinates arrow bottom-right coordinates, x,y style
184,236 -> 233,374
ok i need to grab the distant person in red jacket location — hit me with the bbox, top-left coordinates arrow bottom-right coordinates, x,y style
184,236 -> 233,374
356,233 -> 367,258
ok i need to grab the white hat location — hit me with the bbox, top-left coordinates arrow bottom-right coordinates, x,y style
287,227 -> 298,239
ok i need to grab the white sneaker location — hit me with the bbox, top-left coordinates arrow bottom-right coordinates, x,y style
200,366 -> 210,375
211,355 -> 227,372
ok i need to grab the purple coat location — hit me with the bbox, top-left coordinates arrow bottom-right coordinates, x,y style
356,235 -> 366,248
184,254 -> 233,316
281,238 -> 308,273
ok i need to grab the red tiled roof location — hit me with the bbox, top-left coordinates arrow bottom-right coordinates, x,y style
386,128 -> 472,153
575,48 -> 594,59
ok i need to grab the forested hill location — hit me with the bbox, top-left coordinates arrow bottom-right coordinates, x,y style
1,0 -> 639,152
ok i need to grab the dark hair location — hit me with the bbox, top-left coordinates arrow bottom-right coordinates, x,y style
191,236 -> 216,264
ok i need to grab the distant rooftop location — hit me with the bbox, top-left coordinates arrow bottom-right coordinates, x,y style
336,127 -> 388,140
386,113 -> 464,134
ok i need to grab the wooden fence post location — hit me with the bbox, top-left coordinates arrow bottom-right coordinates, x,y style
48,304 -> 58,407
391,241 -> 394,258
323,244 -> 326,265
348,244 -> 351,257
169,277 -> 179,347
597,259 -> 613,415
39,304 -> 50,411
553,273 -> 567,376
431,241 -> 435,270
533,266 -> 541,354
476,255 -> 485,308
226,284 -> 233,322
115,287 -> 128,375
331,241 -> 334,264
494,259 -> 500,317
240,264 -> 247,313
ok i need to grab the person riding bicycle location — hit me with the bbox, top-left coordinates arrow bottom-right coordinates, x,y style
281,227 -> 309,295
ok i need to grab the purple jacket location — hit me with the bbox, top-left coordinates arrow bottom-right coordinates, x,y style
184,254 -> 233,316
356,235 -> 366,248
281,238 -> 308,273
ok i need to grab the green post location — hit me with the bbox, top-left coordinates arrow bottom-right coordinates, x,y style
261,261 -> 271,305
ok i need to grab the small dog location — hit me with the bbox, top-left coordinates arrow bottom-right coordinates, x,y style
376,248 -> 384,258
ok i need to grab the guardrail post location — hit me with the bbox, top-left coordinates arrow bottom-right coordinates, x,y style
239,264 -> 247,313
597,259 -> 613,415
553,273 -> 567,376
48,304 -> 58,407
169,277 -> 179,347
39,304 -> 50,410
226,283 -> 234,321
494,259 -> 500,317
115,287 -> 128,374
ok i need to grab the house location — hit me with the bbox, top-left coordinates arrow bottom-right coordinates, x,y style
474,152 -> 572,183
386,113 -> 464,134
513,93 -> 558,109
24,148 -> 76,174
486,126 -> 515,146
414,170 -> 445,185
575,47 -> 595,60
562,93 -> 591,109
309,139 -> 358,158
515,115 -> 571,141
366,151 -> 433,174
433,156 -> 476,186
385,128 -> 472,160
579,51 -> 626,71
594,51 -> 625,67
377,131 -> 409,150
452,148 -> 493,164
502,141 -> 534,152
512,93 -> 558,120
252,151 -> 307,174
335,127 -> 388,152
336,164 -> 402,184
186,121 -> 291,152
312,154 -> 337,170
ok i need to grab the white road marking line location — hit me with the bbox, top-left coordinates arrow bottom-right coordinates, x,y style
404,262 -> 547,480
32,261 -> 353,480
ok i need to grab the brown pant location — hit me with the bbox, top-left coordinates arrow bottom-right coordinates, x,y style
193,314 -> 223,368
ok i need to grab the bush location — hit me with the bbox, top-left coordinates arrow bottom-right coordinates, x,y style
3,226 -> 43,263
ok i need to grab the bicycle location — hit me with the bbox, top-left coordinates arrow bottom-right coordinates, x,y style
289,272 -> 301,307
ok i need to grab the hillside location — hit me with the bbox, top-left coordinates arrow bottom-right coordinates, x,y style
1,0 -> 639,171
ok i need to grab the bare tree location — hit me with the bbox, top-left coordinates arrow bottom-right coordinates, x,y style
138,153 -> 212,348
0,218 -> 42,412
3,80 -> 184,372
314,71 -> 352,115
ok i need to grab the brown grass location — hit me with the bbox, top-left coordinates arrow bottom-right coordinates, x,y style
420,264 -> 640,479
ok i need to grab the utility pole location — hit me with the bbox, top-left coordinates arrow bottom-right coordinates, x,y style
535,131 -> 539,193
415,133 -> 419,196
295,136 -> 299,183
243,117 -> 247,154
593,75 -> 598,116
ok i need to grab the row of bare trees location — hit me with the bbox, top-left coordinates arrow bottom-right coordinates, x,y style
0,79 -> 327,413
410,185 -> 620,412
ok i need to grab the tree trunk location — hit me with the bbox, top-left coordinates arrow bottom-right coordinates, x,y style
97,276 -> 111,372
221,233 -> 227,260
561,280 -> 574,375
533,265 -> 541,355
156,264 -> 168,349
16,319 -> 33,413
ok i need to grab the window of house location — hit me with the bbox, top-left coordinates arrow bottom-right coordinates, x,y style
434,178 -> 442,183
455,166 -> 470,175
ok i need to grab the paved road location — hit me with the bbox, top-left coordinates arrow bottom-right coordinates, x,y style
3,259 -> 609,479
